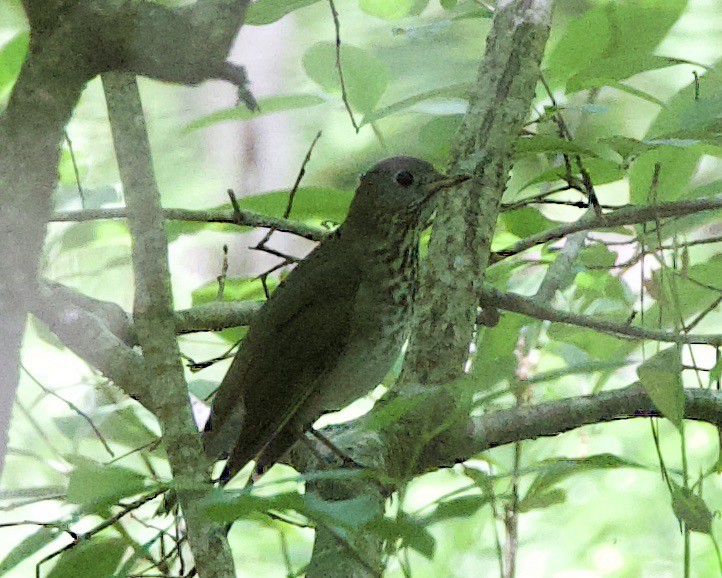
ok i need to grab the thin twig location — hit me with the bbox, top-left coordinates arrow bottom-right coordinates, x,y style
216,244 -> 229,301
482,286 -> 722,346
63,131 -> 86,208
328,0 -> 359,133
35,486 -> 167,578
256,130 -> 323,249
21,364 -> 115,458
50,206 -> 327,243
285,131 -> 323,220
496,195 -> 722,259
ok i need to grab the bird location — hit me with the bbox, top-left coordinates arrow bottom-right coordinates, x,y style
203,156 -> 467,483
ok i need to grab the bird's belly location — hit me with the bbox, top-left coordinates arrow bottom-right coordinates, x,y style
306,320 -> 406,416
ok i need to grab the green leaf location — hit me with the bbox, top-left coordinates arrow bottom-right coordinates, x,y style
470,314 -> 527,389
544,6 -> 611,86
56,221 -> 130,252
637,348 -> 685,431
502,207 -> 554,239
189,379 -> 220,401
66,457 -> 150,511
46,538 -> 127,578
0,527 -> 61,576
193,276 -> 279,306
517,157 -> 624,192
629,146 -> 700,204
640,256 -> 722,329
303,42 -> 389,114
360,83 -> 471,125
0,31 -> 28,101
53,405 -> 158,449
167,186 -> 350,241
515,135 -> 596,157
568,55 -> 678,93
191,276 -> 277,342
367,514 -> 435,559
648,59 -> 722,139
670,482 -> 713,534
302,494 -> 379,527
359,0 -> 415,19
560,0 -> 688,92
185,94 -> 325,132
524,454 -> 644,503
440,0 -> 457,8
422,495 -> 491,524
245,0 -> 323,25
607,81 -> 668,108
203,489 -> 304,523
239,186 -> 353,229
579,243 -> 617,269
708,358 -> 722,388
418,114 -> 464,161
518,488 -> 567,512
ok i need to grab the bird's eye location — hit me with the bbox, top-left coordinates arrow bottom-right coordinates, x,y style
395,170 -> 414,187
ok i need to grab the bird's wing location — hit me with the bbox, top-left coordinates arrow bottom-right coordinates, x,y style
203,237 -> 362,477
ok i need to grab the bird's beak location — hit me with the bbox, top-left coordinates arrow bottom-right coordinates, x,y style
420,174 -> 471,204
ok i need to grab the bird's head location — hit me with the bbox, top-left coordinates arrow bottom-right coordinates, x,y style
345,156 -> 468,233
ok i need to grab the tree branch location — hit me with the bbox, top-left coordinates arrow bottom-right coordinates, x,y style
303,2 -> 554,576
51,207 -> 327,242
103,72 -> 234,578
295,385 -> 722,485
417,384 -> 722,472
482,286 -> 722,346
497,194 -> 722,258
0,0 -> 254,477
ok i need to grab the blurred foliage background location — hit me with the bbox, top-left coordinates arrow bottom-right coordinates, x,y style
3,0 -> 722,576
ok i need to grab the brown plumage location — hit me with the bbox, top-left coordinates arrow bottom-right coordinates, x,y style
203,156 -> 466,482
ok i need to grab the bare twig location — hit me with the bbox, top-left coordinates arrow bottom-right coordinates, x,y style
328,0 -> 360,133
256,130 -> 323,249
51,206 -> 327,243
482,286 -> 722,346
35,486 -> 167,578
216,244 -> 229,301
496,195 -> 722,259
21,364 -> 115,458
63,131 -> 86,208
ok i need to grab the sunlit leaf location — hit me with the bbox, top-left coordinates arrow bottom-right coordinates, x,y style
66,457 -> 151,511
502,207 -> 555,239
303,43 -> 389,114
629,146 -> 700,204
185,94 -> 325,132
46,538 -> 127,578
359,0 -> 414,19
360,83 -> 471,125
0,527 -> 61,576
245,0 -> 323,25
0,31 -> 28,101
